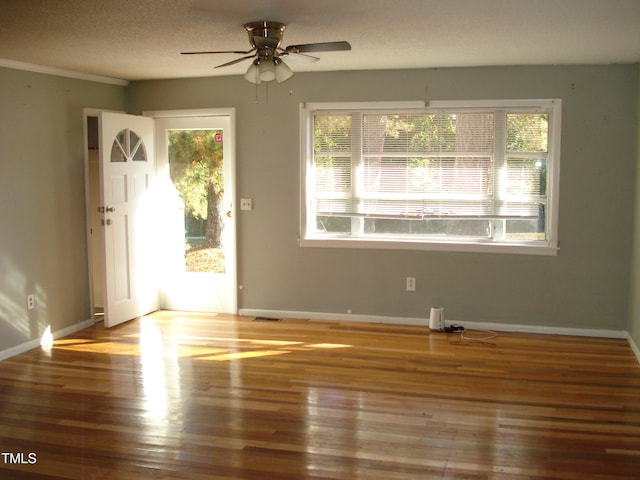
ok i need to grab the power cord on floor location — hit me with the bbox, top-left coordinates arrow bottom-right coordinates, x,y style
443,324 -> 499,346
460,328 -> 498,342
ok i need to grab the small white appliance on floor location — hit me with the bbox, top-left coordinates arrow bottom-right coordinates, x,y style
429,306 -> 445,331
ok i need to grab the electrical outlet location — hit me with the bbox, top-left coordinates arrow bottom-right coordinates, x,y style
240,198 -> 253,211
27,294 -> 35,310
406,277 -> 416,292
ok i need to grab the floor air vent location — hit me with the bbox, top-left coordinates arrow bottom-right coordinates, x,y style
253,316 -> 281,322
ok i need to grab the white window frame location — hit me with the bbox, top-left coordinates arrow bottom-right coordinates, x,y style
299,100 -> 561,256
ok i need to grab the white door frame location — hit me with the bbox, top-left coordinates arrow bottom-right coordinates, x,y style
144,108 -> 238,314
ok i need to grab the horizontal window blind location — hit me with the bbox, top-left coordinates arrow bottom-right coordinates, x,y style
314,111 -> 547,218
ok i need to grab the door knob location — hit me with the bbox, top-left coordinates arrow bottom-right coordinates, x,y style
106,206 -> 115,213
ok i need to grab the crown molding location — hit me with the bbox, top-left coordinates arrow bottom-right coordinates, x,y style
0,58 -> 129,86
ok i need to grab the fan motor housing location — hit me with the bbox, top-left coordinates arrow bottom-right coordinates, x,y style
244,21 -> 286,51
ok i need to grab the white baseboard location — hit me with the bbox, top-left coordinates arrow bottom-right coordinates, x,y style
0,318 -> 95,361
240,309 -> 425,327
239,308 -> 628,339
451,319 -> 628,339
627,333 -> 640,364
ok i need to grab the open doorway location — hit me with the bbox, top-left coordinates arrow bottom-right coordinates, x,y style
151,110 -> 237,314
84,114 -> 104,321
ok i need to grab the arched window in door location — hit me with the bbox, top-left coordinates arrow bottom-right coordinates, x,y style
110,128 -> 147,162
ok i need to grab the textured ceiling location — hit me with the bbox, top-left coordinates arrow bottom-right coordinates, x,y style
0,0 -> 639,82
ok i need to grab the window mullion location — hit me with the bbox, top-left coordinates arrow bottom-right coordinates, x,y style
351,112 -> 364,236
493,111 -> 507,241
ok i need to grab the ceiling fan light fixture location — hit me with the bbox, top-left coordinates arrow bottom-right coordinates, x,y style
244,60 -> 261,84
258,59 -> 276,82
274,58 -> 293,83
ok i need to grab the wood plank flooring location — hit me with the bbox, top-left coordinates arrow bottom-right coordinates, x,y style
0,311 -> 639,479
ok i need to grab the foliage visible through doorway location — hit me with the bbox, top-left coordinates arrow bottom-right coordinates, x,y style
168,129 -> 225,273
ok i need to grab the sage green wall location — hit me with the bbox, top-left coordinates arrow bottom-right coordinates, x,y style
0,64 -> 635,358
630,64 -> 640,347
129,65 -> 638,331
0,67 -> 127,352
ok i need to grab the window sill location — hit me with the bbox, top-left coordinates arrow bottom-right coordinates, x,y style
299,237 -> 559,256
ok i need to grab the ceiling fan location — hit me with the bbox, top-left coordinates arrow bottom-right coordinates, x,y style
182,21 -> 351,84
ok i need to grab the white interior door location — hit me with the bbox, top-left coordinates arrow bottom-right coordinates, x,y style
99,112 -> 159,327
153,113 -> 237,313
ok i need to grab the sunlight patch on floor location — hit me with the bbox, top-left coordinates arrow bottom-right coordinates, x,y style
53,336 -> 353,361
200,350 -> 290,361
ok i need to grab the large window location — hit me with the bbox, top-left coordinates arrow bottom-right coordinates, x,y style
300,100 -> 561,255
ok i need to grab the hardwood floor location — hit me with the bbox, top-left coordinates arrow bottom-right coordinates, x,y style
0,311 -> 639,479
